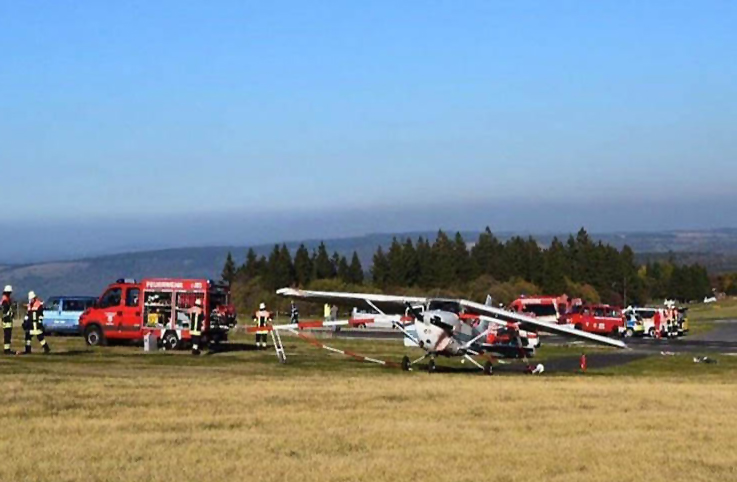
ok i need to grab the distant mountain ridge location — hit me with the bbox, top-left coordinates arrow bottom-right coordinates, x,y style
2,228 -> 737,298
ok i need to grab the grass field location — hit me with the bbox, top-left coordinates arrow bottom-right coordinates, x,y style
0,332 -> 736,482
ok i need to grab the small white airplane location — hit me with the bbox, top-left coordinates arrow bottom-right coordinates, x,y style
256,288 -> 626,375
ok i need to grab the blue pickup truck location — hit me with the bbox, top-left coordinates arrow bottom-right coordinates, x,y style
43,296 -> 97,334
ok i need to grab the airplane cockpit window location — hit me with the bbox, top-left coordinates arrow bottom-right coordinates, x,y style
428,300 -> 461,314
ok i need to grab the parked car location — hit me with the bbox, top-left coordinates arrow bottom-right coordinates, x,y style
43,296 -> 98,334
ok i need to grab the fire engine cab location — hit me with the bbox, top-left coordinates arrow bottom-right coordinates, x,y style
79,278 -> 236,349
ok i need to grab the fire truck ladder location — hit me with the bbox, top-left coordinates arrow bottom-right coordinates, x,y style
270,327 -> 287,364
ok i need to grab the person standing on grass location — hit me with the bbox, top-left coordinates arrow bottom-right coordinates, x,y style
253,303 -> 272,349
2,285 -> 16,355
290,301 -> 299,324
323,303 -> 331,322
23,291 -> 50,354
189,299 -> 205,356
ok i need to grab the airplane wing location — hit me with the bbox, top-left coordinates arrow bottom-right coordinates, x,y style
276,288 -> 427,314
459,299 -> 627,349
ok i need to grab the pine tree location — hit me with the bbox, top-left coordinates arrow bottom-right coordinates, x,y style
337,256 -> 350,283
348,251 -> 364,285
415,237 -> 434,287
541,237 -> 567,294
331,252 -> 342,279
452,232 -> 471,283
243,248 -> 260,279
293,244 -> 313,286
371,246 -> 390,288
313,242 -> 334,279
431,230 -> 455,287
386,238 -> 406,287
221,251 -> 237,285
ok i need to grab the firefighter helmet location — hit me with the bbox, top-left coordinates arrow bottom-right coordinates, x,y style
195,299 -> 202,307
259,302 -> 266,310
2,285 -> 11,293
28,291 -> 36,300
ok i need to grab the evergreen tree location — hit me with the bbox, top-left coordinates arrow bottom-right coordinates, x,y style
221,251 -> 236,285
293,244 -> 313,286
541,237 -> 567,294
402,238 -> 420,286
415,237 -> 434,287
452,232 -> 472,283
348,252 -> 364,285
386,238 -> 406,286
331,252 -> 342,279
264,244 -> 294,290
313,242 -> 334,279
371,246 -> 390,288
470,227 -> 503,280
337,256 -> 350,283
242,248 -> 260,279
431,230 -> 455,287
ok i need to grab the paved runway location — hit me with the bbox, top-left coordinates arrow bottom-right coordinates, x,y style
328,319 -> 737,356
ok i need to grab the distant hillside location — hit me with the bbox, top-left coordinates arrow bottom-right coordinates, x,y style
2,228 -> 737,298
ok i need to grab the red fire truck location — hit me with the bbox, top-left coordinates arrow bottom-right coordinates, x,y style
79,278 -> 236,349
508,295 -> 570,324
559,304 -> 624,336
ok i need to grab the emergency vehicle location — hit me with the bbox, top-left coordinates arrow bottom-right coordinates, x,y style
560,304 -> 625,336
508,295 -> 569,324
79,278 -> 236,349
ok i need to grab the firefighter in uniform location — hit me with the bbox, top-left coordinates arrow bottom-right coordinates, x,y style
189,299 -> 205,356
24,291 -> 50,354
290,301 -> 299,324
2,285 -> 16,355
253,302 -> 271,349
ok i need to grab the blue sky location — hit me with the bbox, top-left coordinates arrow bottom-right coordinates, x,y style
1,1 -> 736,259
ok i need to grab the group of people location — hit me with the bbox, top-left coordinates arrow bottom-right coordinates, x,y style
0,285 -> 51,355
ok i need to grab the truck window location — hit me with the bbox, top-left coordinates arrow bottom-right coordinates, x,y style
46,298 -> 61,311
523,304 -> 557,317
63,299 -> 86,312
126,288 -> 140,307
99,288 -> 122,308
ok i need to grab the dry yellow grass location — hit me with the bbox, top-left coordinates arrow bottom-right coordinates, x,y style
0,337 -> 735,482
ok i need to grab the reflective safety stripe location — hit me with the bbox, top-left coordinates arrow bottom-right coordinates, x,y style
2,323 -> 12,329
191,330 -> 201,336
3,344 -> 10,350
25,340 -> 31,346
40,339 -> 47,346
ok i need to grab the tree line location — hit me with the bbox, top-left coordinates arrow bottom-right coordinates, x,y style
223,228 -> 713,313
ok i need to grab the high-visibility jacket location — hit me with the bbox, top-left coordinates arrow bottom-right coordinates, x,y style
253,310 -> 272,334
26,299 -> 44,335
324,303 -> 331,319
189,306 -> 204,336
1,295 -> 13,329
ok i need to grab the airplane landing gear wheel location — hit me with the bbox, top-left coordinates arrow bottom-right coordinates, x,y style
483,361 -> 493,376
401,356 -> 411,372
427,359 -> 436,373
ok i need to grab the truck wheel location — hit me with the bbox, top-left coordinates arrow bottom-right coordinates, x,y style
84,325 -> 105,346
162,332 -> 180,350
483,361 -> 494,376
648,328 -> 656,338
625,328 -> 634,338
574,324 -> 582,331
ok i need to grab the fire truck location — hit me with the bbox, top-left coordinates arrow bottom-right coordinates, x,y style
79,278 -> 237,349
508,295 -> 570,324
559,304 -> 624,336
